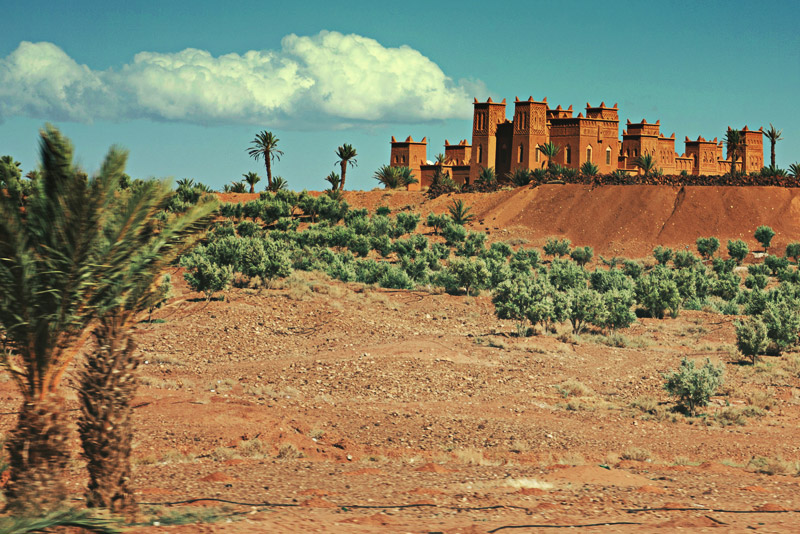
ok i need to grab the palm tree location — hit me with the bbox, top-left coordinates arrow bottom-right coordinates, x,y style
247,131 -> 283,189
789,163 -> 800,179
78,180 -> 216,511
435,153 -> 447,165
229,181 -> 247,193
580,161 -> 599,177
267,176 -> 288,192
243,171 -> 261,193
725,129 -> 743,175
325,172 -> 340,191
477,167 -> 497,185
0,127 -> 142,512
507,168 -> 532,186
448,199 -> 475,225
373,165 -> 418,189
537,142 -> 562,169
764,124 -> 783,168
335,143 -> 357,190
634,153 -> 658,176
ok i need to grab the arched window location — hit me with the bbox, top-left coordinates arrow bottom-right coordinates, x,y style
586,146 -> 592,163
535,147 -> 540,163
606,147 -> 612,165
518,144 -> 524,163
477,145 -> 483,164
565,146 -> 572,164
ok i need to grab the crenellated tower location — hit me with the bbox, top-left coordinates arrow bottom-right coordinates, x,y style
470,97 -> 508,184
390,136 -> 427,191
511,96 -> 549,172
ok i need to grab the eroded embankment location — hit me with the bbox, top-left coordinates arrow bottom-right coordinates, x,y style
221,185 -> 800,258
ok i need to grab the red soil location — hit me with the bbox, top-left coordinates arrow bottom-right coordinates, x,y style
223,184 -> 800,257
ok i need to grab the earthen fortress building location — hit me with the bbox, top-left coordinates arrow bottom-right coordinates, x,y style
390,96 -> 764,190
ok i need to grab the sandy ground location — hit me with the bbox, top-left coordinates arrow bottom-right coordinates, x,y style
3,186 -> 800,532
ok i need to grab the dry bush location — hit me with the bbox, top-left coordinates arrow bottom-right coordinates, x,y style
621,447 -> 653,462
554,379 -> 592,398
504,478 -> 553,490
748,456 -> 800,475
276,443 -> 305,459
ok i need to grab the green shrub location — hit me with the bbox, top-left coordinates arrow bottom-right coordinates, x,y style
445,257 -> 491,296
727,239 -> 749,264
370,235 -> 393,257
547,257 -> 588,291
354,259 -> 386,285
653,246 -> 673,266
493,274 -> 556,330
743,288 -> 769,316
349,234 -> 372,257
748,263 -> 771,277
211,220 -> 236,238
602,289 -> 636,330
712,257 -> 736,275
543,237 -> 571,257
673,249 -> 700,269
710,272 -> 740,301
431,242 -> 451,260
487,241 -> 513,259
735,316 -> 768,363
456,231 -> 487,257
378,265 -> 413,289
696,236 -> 720,259
622,260 -> 644,279
786,242 -> 800,263
442,222 -> 467,245
754,225 -> 776,252
777,267 -> 800,284
326,254 -> 357,282
347,215 -> 373,235
395,212 -> 421,235
635,267 -> 681,319
376,206 -> 391,216
762,301 -> 800,354
718,300 -> 740,315
765,254 -> 789,275
509,248 -> 541,273
744,273 -> 769,290
590,268 -> 633,293
181,253 -> 233,300
663,358 -> 724,415
425,212 -> 450,235
239,237 -> 292,284
570,246 -> 594,266
565,287 -> 607,334
370,215 -> 393,237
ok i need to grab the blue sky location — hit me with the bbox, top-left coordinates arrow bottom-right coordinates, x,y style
1,0 -> 798,190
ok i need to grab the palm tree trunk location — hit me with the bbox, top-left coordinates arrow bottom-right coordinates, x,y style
340,161 -> 347,190
249,183 -> 255,194
265,160 -> 273,189
730,149 -> 736,175
771,141 -> 776,168
4,394 -> 71,513
78,314 -> 138,512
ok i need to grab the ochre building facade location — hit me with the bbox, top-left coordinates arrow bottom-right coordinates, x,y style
391,96 -> 764,190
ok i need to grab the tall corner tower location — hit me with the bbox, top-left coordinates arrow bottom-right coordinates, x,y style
470,97 -> 507,184
511,96 -> 549,172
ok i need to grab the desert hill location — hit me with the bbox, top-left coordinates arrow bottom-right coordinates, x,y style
222,185 -> 800,257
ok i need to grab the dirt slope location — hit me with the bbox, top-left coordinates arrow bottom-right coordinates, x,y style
226,185 -> 800,257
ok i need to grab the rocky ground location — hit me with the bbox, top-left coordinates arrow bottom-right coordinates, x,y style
3,186 -> 800,532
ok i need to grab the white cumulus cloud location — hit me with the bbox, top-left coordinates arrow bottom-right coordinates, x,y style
0,32 -> 481,127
